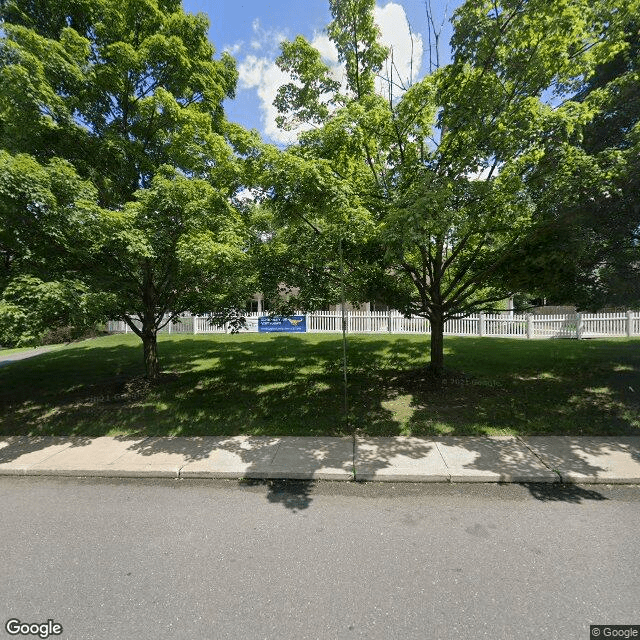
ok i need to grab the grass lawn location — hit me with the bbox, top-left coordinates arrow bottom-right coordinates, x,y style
1,333 -> 638,437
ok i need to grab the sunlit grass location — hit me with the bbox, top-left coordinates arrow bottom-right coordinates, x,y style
0,333 -> 638,437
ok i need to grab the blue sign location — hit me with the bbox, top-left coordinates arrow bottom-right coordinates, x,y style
258,315 -> 307,333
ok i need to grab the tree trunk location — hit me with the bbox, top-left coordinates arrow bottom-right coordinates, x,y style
141,264 -> 160,380
429,311 -> 445,377
142,329 -> 160,380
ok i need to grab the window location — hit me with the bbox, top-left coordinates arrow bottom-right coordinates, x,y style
371,302 -> 389,312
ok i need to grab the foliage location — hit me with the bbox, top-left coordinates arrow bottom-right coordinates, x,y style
0,275 -> 102,346
0,150 -> 98,291
0,0 -> 239,207
0,150 -> 106,344
88,167 -> 255,328
0,0 -> 255,376
261,0 -> 637,373
499,20 -> 640,309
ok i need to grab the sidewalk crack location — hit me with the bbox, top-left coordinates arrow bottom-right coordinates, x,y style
267,438 -> 282,465
434,441 -> 453,483
108,436 -> 153,467
516,436 -> 562,482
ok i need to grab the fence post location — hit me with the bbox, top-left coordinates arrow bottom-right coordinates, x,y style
305,312 -> 310,332
168,317 -> 172,334
479,312 -> 486,337
526,314 -> 533,339
627,310 -> 634,337
193,315 -> 198,335
576,313 -> 584,340
388,310 -> 392,333
576,313 -> 583,339
124,322 -> 128,334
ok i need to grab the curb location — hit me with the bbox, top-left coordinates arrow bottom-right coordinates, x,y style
1,436 -> 639,484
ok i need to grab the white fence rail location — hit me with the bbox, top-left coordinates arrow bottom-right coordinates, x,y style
106,310 -> 640,339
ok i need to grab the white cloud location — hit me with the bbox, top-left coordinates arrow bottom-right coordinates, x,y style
237,2 -> 423,145
311,33 -> 340,68
375,2 -> 423,96
238,55 -> 299,144
223,42 -> 243,56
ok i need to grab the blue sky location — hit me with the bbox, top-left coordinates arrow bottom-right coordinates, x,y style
182,0 -> 460,143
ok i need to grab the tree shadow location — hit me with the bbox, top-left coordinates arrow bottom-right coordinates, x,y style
1,334 -> 420,437
0,433 -> 636,510
108,434 -> 639,507
426,435 -> 640,500
0,436 -> 89,465
395,337 -> 640,437
0,346 -> 59,368
518,436 -> 640,480
0,434 -> 138,467
96,433 -> 436,511
520,483 -> 609,503
1,334 -> 639,509
240,479 -> 315,513
3,334 -> 637,439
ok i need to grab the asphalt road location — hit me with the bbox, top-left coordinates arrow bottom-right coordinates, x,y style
0,478 -> 638,640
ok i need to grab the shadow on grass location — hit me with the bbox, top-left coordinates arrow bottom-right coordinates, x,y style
0,333 -> 639,508
1,334 -> 639,440
0,334 -> 412,438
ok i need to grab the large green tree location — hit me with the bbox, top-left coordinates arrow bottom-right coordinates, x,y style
0,0 -> 256,376
0,151 -> 103,345
499,21 -> 640,309
260,0 -> 635,375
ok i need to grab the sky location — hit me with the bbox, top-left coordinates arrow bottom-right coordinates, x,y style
182,0 -> 460,144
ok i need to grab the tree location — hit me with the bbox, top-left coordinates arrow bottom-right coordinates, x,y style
85,168 -> 253,379
0,150 -> 106,345
0,0 -> 255,377
0,274 -> 102,346
261,0 -> 635,376
0,151 -> 97,291
498,21 -> 640,309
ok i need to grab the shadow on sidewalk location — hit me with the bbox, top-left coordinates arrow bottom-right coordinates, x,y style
120,435 -> 436,511
2,435 -> 637,509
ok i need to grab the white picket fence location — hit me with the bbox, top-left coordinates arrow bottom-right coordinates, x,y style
106,310 -> 640,339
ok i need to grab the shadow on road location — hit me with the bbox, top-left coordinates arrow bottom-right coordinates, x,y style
521,483 -> 609,503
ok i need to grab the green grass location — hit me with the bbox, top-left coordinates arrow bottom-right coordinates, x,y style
1,333 -> 638,437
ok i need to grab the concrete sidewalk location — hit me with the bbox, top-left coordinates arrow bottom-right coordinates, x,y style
1,435 -> 639,483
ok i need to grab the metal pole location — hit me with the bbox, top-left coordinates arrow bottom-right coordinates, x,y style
339,237 -> 348,427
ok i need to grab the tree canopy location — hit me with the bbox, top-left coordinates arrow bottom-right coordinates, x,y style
0,0 -> 256,376
257,0 -> 637,375
499,19 -> 640,309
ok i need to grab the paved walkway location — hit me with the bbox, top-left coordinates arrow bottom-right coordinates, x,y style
1,435 -> 639,483
0,346 -> 58,368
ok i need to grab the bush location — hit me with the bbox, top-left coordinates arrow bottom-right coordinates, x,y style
0,276 -> 104,347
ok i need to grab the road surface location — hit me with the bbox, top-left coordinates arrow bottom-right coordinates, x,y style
0,478 -> 638,640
